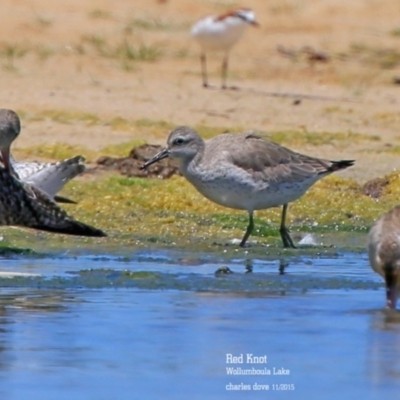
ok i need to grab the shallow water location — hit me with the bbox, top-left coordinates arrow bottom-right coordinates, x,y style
0,249 -> 399,399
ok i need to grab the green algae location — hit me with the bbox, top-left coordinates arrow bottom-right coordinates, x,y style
0,269 -> 383,292
41,171 -> 394,253
0,244 -> 37,257
4,182 -> 385,256
3,113 -> 397,254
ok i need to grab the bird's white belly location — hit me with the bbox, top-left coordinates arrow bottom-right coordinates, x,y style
186,171 -> 316,211
191,21 -> 246,52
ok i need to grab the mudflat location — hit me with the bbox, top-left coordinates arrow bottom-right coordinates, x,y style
0,0 -> 400,182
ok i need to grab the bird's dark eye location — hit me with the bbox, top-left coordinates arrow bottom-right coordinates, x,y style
173,138 -> 185,146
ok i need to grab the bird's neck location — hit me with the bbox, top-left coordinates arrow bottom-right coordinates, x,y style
178,144 -> 205,177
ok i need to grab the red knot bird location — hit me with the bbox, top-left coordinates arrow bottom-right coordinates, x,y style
191,8 -> 259,89
142,126 -> 354,248
0,108 -> 85,203
368,206 -> 400,309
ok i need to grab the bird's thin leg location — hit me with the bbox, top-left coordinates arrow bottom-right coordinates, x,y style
221,54 -> 229,89
280,204 -> 296,248
240,211 -> 254,247
200,52 -> 209,88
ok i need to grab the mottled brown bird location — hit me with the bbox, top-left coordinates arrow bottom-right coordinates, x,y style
0,108 -> 85,203
0,108 -> 105,237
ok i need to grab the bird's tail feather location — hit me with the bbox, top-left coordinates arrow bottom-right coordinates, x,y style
327,160 -> 355,172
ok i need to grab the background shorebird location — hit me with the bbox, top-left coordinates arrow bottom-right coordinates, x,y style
191,8 -> 259,89
368,206 -> 400,309
0,109 -> 85,203
142,126 -> 354,248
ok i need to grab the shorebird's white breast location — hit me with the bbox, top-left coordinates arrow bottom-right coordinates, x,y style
183,162 -> 320,212
191,16 -> 248,52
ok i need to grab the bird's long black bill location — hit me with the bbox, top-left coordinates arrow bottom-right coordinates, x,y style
140,149 -> 169,169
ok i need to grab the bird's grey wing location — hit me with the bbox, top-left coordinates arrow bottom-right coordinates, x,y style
228,133 -> 331,184
11,156 -> 51,181
23,155 -> 85,199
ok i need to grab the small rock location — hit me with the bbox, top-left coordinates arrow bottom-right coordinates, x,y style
215,266 -> 233,276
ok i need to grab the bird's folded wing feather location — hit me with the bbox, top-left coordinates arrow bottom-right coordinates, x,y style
227,133 -> 332,183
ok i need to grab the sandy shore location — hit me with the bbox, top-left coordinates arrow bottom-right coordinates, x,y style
1,0 -> 400,182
